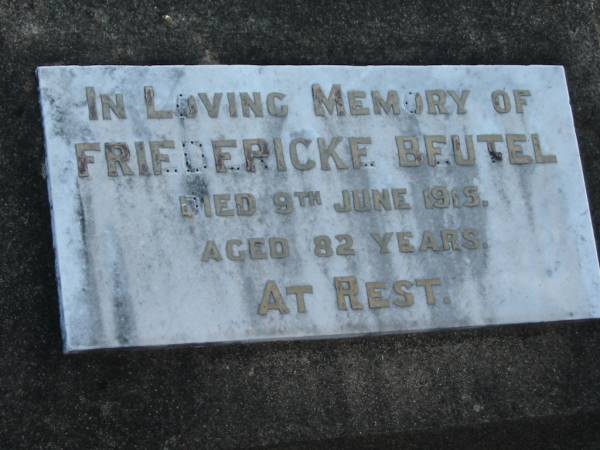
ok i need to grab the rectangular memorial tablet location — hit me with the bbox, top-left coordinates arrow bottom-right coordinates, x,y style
38,65 -> 600,352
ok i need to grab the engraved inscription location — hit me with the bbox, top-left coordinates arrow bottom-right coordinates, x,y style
38,65 -> 600,351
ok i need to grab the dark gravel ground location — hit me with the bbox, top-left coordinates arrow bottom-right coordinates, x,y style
2,1 -> 600,448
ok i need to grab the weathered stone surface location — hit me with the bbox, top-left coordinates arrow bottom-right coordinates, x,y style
39,65 -> 600,352
3,1 -> 600,448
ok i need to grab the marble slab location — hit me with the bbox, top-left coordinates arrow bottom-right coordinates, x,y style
37,65 -> 600,352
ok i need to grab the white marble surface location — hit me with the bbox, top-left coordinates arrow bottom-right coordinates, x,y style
38,65 -> 600,352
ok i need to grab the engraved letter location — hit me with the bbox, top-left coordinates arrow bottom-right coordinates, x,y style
462,229 -> 481,250
258,281 -> 289,315
371,90 -> 400,115
532,134 -> 557,164
290,138 -> 315,171
286,285 -> 313,313
334,190 -> 351,213
391,188 -> 410,209
312,84 -> 345,116
269,238 -> 289,259
448,90 -> 470,114
506,134 -> 532,165
85,87 -> 98,120
441,229 -> 461,251
249,238 -> 268,259
214,194 -> 234,216
492,90 -> 511,113
198,93 -> 222,118
227,92 -> 238,117
348,90 -> 370,115
393,280 -> 414,307
334,276 -> 363,310
513,90 -> 531,113
266,92 -> 288,117
416,278 -> 442,305
180,195 -> 199,217
273,192 -> 294,214
201,241 -> 223,262
212,139 -> 236,173
243,139 -> 269,172
235,193 -> 256,216
150,140 -> 175,175
396,232 -> 415,253
426,90 -> 449,114
425,135 -> 447,166
273,138 -> 287,171
372,189 -> 392,211
100,93 -> 126,120
371,232 -> 393,254
420,231 -> 441,252
144,86 -> 173,119
349,137 -> 371,169
240,92 -> 264,118
105,143 -> 134,176
396,136 -> 422,167
318,137 -> 349,170
226,239 -> 246,261
75,143 -> 100,177
451,135 -> 475,165
478,134 -> 504,162
448,89 -> 471,114
366,282 -> 389,308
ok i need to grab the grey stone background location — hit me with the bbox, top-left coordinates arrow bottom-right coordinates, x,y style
2,1 -> 600,448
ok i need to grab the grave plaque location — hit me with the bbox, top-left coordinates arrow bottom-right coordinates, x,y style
38,65 -> 600,352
